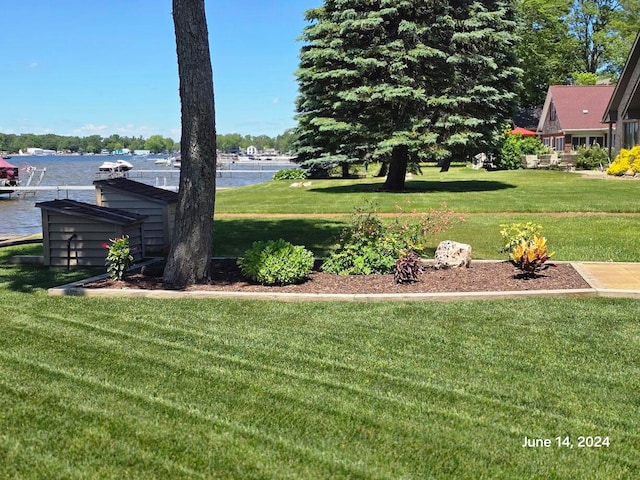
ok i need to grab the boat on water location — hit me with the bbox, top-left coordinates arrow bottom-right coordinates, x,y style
0,157 -> 19,194
170,154 -> 181,169
154,156 -> 173,166
98,159 -> 134,172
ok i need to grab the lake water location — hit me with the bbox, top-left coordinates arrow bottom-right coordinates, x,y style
0,155 -> 293,236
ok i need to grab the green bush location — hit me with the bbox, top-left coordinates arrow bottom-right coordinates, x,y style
577,144 -> 608,170
322,203 -> 460,275
496,133 -> 549,170
237,239 -> 314,285
103,236 -> 133,281
273,168 -> 307,180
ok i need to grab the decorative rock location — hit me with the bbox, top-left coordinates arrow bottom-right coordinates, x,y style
433,240 -> 472,269
625,168 -> 635,176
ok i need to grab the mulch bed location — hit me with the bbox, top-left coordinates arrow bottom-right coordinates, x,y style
84,258 -> 591,294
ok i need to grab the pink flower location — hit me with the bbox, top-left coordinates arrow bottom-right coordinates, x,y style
102,243 -> 109,249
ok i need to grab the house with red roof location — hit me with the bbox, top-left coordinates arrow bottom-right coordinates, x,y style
602,32 -> 640,154
537,85 -> 615,152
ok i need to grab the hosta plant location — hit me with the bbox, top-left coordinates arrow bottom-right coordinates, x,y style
238,238 -> 314,285
103,235 -> 134,281
394,251 -> 425,284
510,236 -> 555,278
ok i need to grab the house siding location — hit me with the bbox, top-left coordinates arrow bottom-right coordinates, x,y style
539,103 -> 562,135
95,184 -> 177,256
40,210 -> 144,267
615,62 -> 640,152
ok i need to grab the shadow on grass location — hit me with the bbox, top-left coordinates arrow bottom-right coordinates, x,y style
309,179 -> 516,194
213,218 -> 348,257
1,240 -> 102,293
0,264 -> 100,293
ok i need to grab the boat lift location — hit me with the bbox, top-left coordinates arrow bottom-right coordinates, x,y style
15,165 -> 47,198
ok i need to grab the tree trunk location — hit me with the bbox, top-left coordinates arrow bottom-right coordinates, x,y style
375,162 -> 388,177
382,146 -> 408,191
439,158 -> 452,172
341,162 -> 350,178
163,0 -> 217,288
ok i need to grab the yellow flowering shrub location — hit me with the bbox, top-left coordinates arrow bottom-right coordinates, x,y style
607,146 -> 640,176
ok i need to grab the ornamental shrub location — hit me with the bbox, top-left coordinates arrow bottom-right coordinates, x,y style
394,251 -> 425,284
322,202 -> 461,275
273,168 -> 307,180
496,132 -> 549,170
103,235 -> 134,281
510,236 -> 555,278
499,222 -> 543,254
607,146 -> 640,176
576,144 -> 608,170
237,239 -> 314,285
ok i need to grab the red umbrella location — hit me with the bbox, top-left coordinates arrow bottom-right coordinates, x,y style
509,126 -> 537,136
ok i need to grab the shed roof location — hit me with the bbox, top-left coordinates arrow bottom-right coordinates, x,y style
36,199 -> 147,225
538,85 -> 614,132
93,178 -> 178,204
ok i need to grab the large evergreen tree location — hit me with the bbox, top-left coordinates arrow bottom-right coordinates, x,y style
435,1 -> 521,171
295,0 -> 520,190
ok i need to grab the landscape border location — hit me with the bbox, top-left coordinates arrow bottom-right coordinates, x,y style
47,260 -> 640,301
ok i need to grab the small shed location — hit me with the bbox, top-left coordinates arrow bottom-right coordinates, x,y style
36,199 -> 147,267
93,178 -> 178,256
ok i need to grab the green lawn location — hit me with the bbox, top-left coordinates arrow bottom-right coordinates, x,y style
216,167 -> 640,214
213,166 -> 640,261
1,292 -> 639,479
212,214 -> 640,261
1,167 -> 640,478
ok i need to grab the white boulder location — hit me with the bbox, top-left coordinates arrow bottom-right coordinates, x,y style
433,241 -> 472,269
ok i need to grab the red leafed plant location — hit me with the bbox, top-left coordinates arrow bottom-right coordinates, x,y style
394,251 -> 425,284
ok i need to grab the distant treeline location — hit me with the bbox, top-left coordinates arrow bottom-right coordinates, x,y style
0,129 -> 297,155
216,130 -> 296,154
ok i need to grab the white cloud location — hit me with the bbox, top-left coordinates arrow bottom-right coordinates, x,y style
74,124 -> 109,136
28,62 -> 39,69
272,97 -> 281,104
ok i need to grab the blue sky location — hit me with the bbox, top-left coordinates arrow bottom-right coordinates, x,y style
0,0 -> 319,140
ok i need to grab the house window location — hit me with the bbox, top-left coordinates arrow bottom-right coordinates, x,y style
573,136 -> 605,148
623,121 -> 639,149
554,137 -> 564,152
543,137 -> 552,148
550,104 -> 557,121
572,137 -> 587,148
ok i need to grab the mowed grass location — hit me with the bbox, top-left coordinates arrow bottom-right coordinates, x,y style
1,167 -> 640,478
1,293 -> 639,479
216,167 -> 640,214
213,214 -> 640,261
